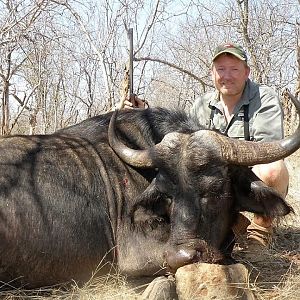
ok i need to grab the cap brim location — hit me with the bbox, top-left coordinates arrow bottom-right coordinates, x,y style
212,50 -> 246,61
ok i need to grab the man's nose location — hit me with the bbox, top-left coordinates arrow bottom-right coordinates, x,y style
221,70 -> 232,79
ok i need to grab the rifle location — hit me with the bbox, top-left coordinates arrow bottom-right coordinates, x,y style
128,28 -> 136,105
119,28 -> 147,109
119,28 -> 135,109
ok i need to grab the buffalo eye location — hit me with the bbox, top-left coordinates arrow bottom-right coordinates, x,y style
132,201 -> 170,232
132,206 -> 170,241
133,207 -> 165,224
146,216 -> 165,230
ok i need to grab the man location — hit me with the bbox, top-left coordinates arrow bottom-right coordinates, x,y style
189,43 -> 289,253
123,43 -> 289,252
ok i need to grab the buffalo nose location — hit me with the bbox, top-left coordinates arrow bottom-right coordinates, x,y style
164,249 -> 200,271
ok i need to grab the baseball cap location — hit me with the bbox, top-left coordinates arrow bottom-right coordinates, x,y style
212,43 -> 247,62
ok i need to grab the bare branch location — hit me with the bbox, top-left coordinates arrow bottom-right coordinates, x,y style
134,56 -> 207,91
135,0 -> 160,55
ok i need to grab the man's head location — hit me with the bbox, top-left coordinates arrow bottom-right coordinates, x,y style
211,43 -> 250,100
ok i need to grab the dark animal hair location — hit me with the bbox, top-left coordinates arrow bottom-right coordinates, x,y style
57,108 -> 204,145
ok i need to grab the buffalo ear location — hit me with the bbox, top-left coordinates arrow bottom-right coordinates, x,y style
130,178 -> 171,220
230,166 -> 292,217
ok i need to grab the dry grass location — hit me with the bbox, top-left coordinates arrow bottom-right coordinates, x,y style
252,150 -> 300,300
233,150 -> 300,300
0,273 -> 143,299
0,152 -> 299,299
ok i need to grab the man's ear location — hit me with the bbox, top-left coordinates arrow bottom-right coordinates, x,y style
230,166 -> 292,217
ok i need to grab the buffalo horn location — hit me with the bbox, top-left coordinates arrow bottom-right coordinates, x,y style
108,110 -> 155,168
203,93 -> 300,165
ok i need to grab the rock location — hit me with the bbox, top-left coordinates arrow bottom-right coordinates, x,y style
141,275 -> 178,300
175,262 -> 255,300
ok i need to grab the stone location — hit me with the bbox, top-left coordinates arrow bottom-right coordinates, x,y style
175,263 -> 255,300
141,275 -> 178,300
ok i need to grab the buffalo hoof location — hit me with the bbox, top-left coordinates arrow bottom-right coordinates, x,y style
141,276 -> 178,300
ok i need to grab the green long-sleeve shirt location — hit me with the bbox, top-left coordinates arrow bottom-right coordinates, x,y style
189,79 -> 284,142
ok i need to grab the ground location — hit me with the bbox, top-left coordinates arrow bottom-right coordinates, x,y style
233,150 -> 300,300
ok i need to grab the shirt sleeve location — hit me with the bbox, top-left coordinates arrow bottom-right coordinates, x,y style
252,86 -> 284,142
189,94 -> 214,129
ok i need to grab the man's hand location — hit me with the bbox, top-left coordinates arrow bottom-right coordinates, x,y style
124,95 -> 148,109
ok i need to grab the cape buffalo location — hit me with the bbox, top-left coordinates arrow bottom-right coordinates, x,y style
0,95 -> 299,288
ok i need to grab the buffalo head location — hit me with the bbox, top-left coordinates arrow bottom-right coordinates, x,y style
108,96 -> 300,276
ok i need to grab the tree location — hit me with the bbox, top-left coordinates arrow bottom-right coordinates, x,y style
0,0 -> 59,134
0,0 -> 299,134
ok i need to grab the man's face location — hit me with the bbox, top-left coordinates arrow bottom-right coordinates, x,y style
211,54 -> 250,98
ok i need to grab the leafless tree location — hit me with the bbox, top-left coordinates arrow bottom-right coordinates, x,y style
0,0 -> 299,134
0,0 -> 66,134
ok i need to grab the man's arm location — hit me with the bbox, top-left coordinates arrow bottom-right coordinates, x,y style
252,86 -> 284,142
189,94 -> 215,128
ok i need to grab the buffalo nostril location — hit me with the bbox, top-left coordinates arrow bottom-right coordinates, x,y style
164,249 -> 200,271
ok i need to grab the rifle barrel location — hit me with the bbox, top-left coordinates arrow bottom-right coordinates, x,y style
128,28 -> 134,96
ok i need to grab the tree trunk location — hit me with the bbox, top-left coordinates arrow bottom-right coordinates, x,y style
1,80 -> 9,136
